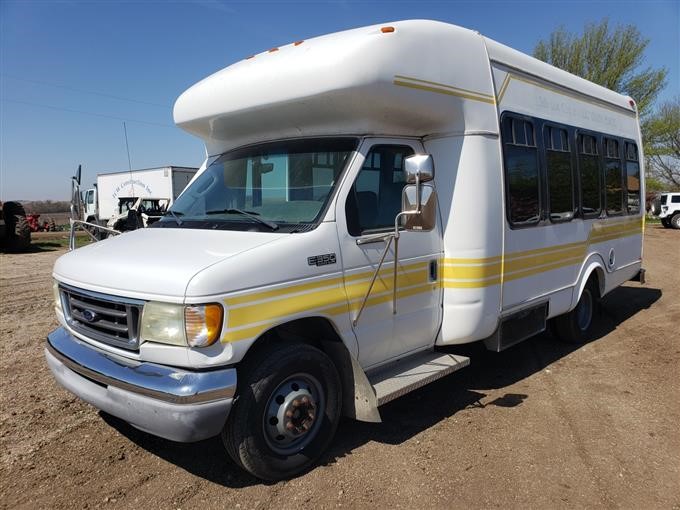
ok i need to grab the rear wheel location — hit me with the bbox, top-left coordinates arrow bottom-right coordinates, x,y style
554,278 -> 599,344
222,342 -> 342,481
671,213 -> 680,230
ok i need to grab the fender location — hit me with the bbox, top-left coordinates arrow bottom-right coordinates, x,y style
570,253 -> 606,311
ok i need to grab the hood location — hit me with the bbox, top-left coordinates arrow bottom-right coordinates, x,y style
53,228 -> 283,300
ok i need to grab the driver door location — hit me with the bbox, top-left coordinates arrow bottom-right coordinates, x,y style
336,138 -> 442,369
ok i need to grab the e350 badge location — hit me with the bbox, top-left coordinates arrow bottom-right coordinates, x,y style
307,253 -> 337,267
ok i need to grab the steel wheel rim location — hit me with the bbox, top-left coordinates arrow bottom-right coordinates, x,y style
263,373 -> 325,455
576,289 -> 593,331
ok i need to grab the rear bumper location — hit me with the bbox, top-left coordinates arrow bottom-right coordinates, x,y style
45,327 -> 236,442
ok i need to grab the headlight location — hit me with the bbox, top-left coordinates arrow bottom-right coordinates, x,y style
185,304 -> 223,347
140,302 -> 224,348
141,302 -> 186,346
53,280 -> 62,312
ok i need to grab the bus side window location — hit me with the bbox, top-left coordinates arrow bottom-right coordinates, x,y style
578,133 -> 601,218
544,125 -> 574,222
625,142 -> 641,215
604,137 -> 623,215
503,116 -> 540,226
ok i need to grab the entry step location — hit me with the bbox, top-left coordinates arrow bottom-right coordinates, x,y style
368,351 -> 470,406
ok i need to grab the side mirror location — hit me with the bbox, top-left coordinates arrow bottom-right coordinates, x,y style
403,154 -> 434,184
74,164 -> 82,185
401,184 -> 437,232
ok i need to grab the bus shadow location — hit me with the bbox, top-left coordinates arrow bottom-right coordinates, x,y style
103,284 -> 661,487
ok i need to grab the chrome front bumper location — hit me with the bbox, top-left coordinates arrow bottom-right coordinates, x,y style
45,327 -> 236,442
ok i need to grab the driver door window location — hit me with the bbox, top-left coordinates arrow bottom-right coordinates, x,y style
345,145 -> 413,236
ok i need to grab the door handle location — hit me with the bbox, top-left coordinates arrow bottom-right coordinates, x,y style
429,260 -> 438,282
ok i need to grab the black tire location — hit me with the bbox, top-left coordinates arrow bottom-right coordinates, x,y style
671,213 -> 680,230
554,278 -> 599,344
3,214 -> 31,252
661,218 -> 671,228
222,342 -> 342,481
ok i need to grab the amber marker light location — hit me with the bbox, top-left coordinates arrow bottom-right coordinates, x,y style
185,304 -> 224,348
268,47 -> 279,53
294,40 -> 304,46
381,26 -> 395,33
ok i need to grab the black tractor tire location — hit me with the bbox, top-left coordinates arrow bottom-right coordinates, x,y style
222,342 -> 342,481
671,213 -> 680,230
5,215 -> 31,252
553,278 -> 600,344
2,201 -> 26,218
661,218 -> 671,228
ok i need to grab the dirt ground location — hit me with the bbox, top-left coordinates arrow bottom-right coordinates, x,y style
1,227 -> 678,509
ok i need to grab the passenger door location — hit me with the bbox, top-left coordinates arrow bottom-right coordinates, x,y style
336,139 -> 442,369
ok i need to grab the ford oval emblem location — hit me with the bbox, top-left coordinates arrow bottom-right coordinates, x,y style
82,309 -> 97,322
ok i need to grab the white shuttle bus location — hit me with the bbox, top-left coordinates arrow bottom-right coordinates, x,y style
46,20 -> 645,480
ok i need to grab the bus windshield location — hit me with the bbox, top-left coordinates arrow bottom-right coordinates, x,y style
156,138 -> 358,232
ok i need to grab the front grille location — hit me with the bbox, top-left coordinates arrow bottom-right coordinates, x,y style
60,284 -> 144,350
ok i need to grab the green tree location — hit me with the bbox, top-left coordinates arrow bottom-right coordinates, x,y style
644,98 -> 680,189
533,19 -> 667,118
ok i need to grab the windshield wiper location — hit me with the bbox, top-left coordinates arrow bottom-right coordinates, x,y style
205,208 -> 279,231
165,209 -> 183,226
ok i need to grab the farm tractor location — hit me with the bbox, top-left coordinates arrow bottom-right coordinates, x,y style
0,201 -> 31,252
26,214 -> 57,233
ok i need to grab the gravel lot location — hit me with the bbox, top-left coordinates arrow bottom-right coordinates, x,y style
1,226 -> 678,509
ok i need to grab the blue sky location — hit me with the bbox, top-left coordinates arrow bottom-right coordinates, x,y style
1,0 -> 678,200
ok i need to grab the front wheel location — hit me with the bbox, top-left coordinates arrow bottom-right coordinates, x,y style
222,342 -> 342,481
553,279 -> 599,344
661,217 -> 671,228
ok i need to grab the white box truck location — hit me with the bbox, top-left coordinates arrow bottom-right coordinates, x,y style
81,166 -> 198,226
47,20 -> 646,481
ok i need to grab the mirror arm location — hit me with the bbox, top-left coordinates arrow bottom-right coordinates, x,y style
392,208 -> 421,315
353,234 -> 394,327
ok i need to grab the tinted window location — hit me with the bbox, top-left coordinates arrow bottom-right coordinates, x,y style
624,142 -> 640,214
345,145 -> 413,236
604,138 -> 623,215
672,196 -> 680,204
545,126 -> 574,221
503,117 -> 540,225
578,134 -> 601,217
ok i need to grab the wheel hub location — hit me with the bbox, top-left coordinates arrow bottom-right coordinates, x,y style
263,374 -> 324,455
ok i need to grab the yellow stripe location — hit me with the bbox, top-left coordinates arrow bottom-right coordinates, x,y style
394,75 -> 496,101
223,323 -> 274,343
223,282 -> 437,342
394,78 -> 496,105
442,218 -> 642,288
225,260 -> 428,307
221,217 -> 643,340
497,73 -> 511,102
227,266 -> 431,329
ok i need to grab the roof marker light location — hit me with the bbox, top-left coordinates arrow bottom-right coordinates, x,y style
245,55 -> 254,60
381,26 -> 395,33
629,99 -> 636,109
294,40 -> 304,46
268,47 -> 279,53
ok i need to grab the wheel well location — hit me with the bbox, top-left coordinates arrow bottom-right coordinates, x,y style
588,267 -> 604,299
238,317 -> 379,422
243,317 -> 345,357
